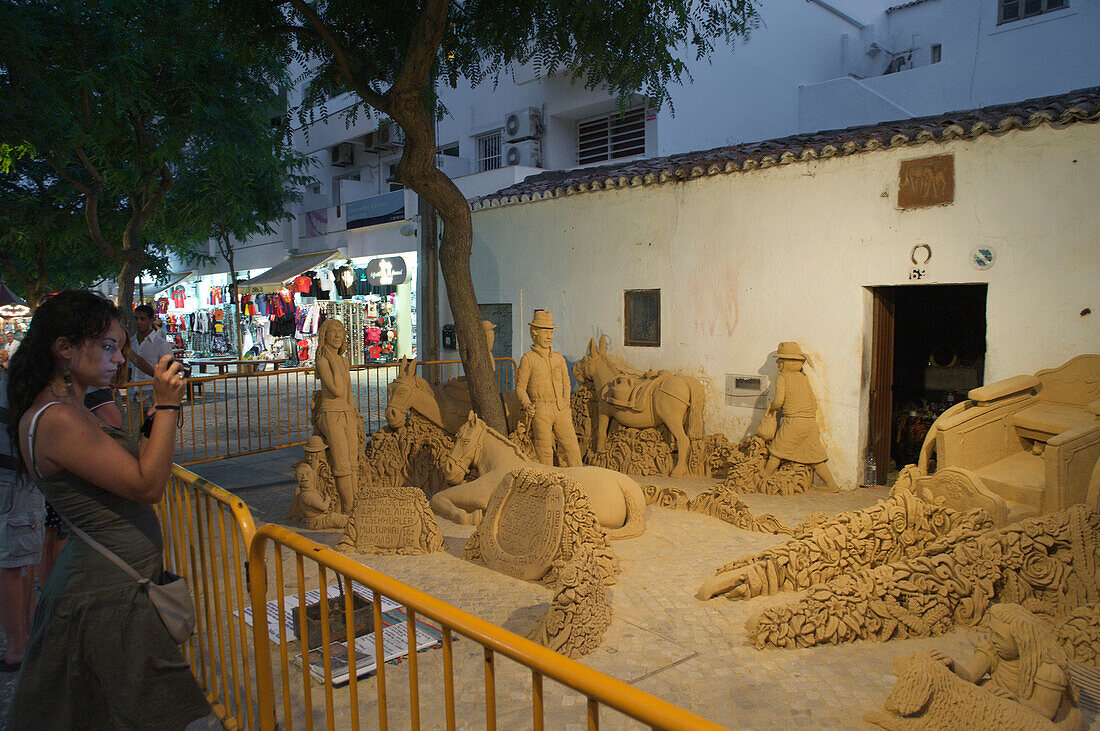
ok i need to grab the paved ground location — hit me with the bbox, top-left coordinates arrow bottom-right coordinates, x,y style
5,447 -> 1095,729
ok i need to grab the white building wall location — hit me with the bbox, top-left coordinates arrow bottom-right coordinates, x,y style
800,0 -> 1100,133
460,123 -> 1100,488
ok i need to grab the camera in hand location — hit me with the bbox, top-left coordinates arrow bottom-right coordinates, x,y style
170,359 -> 193,378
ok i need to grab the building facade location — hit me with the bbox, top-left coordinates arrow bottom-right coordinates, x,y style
463,88 -> 1100,487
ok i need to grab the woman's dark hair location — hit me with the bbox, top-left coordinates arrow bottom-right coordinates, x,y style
5,290 -> 120,468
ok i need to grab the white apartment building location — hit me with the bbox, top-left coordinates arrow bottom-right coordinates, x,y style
183,0 -> 1099,351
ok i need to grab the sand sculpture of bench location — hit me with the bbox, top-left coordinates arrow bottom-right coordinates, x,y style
913,354 -> 1100,523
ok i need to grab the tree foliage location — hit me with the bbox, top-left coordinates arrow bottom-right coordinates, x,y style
222,0 -> 759,431
0,159 -> 119,309
0,0 -> 308,327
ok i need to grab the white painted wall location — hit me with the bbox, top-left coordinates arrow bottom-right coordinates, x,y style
459,123 -> 1100,488
800,0 -> 1100,133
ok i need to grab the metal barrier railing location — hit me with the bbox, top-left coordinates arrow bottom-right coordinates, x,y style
248,524 -> 725,731
119,358 -> 517,466
157,465 -> 258,730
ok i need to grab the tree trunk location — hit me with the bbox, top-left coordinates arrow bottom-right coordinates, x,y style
116,256 -> 144,337
390,108 -> 506,432
228,246 -> 243,357
418,197 -> 440,362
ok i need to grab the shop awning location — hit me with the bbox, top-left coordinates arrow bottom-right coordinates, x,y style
0,283 -> 26,307
138,271 -> 194,297
238,249 -> 343,295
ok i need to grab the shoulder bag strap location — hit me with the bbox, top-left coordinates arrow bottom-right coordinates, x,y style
56,512 -> 147,585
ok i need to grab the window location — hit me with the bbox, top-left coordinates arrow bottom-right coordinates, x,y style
438,143 -> 460,157
623,289 -> 660,347
387,163 -> 404,192
931,44 -> 941,64
476,131 -> 501,172
998,0 -> 1067,24
578,107 -> 646,166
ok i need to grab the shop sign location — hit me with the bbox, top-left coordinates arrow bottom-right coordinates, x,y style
346,190 -> 405,229
365,256 -> 407,286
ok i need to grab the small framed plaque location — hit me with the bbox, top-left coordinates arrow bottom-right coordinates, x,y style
623,289 -> 660,347
898,154 -> 954,209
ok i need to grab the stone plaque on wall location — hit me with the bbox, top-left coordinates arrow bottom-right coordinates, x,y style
898,154 -> 954,209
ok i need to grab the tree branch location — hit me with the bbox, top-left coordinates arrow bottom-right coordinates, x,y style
284,0 -> 387,110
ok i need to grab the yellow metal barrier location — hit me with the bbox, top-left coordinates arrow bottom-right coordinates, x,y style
158,465 -> 259,730
119,358 -> 518,466
247,525 -> 725,731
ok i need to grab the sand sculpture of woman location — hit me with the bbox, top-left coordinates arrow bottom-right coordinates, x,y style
938,603 -> 1084,729
756,341 -> 839,492
315,318 -> 360,514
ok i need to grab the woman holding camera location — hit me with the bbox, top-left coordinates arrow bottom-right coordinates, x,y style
5,290 -> 209,728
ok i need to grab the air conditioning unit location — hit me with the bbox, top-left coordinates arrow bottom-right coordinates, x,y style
503,139 -> 541,168
365,124 -> 405,152
504,107 -> 541,142
331,142 -> 354,167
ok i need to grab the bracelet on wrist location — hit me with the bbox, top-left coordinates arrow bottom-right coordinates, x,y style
155,404 -> 181,411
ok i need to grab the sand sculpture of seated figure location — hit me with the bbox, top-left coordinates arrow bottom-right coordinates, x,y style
289,437 -> 349,530
434,411 -> 647,539
926,604 -> 1084,730
315,318 -> 360,513
755,342 -> 839,492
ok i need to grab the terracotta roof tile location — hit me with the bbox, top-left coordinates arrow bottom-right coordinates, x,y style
472,86 -> 1100,211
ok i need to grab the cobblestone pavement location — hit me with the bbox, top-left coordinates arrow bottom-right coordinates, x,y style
4,447 -> 1090,729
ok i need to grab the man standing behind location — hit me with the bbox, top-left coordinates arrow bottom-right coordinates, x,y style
515,310 -> 583,467
127,304 -> 173,417
3,332 -> 18,361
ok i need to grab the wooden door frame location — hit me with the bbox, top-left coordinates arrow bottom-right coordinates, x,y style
868,287 -> 895,484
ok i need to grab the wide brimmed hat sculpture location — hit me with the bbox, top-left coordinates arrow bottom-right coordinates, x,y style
529,310 -> 557,329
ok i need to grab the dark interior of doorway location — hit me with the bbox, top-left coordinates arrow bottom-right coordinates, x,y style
869,283 -> 988,479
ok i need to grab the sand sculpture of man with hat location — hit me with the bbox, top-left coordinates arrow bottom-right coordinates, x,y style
757,341 -> 840,492
516,309 -> 583,467
289,436 -> 348,529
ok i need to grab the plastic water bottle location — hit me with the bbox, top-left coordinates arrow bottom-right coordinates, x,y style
863,454 -> 877,488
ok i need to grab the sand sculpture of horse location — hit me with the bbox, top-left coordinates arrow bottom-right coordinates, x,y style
572,335 -> 705,477
385,357 -> 521,435
433,412 -> 647,539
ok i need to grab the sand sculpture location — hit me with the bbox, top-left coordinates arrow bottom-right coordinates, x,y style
572,335 -> 705,477
867,604 -> 1085,730
741,502 -> 1098,650
696,488 -> 993,602
642,483 -> 795,535
362,413 -> 458,496
528,541 -> 613,659
911,354 -> 1100,524
384,356 -> 524,435
866,652 -> 1065,731
314,318 -> 361,513
288,436 -> 349,530
754,342 -> 839,492
464,468 -> 620,586
335,485 -> 445,555
1056,603 -> 1100,667
434,412 -> 647,540
515,310 -> 583,467
713,433 -> 814,495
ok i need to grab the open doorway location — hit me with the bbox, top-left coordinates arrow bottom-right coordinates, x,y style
868,284 -> 988,482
